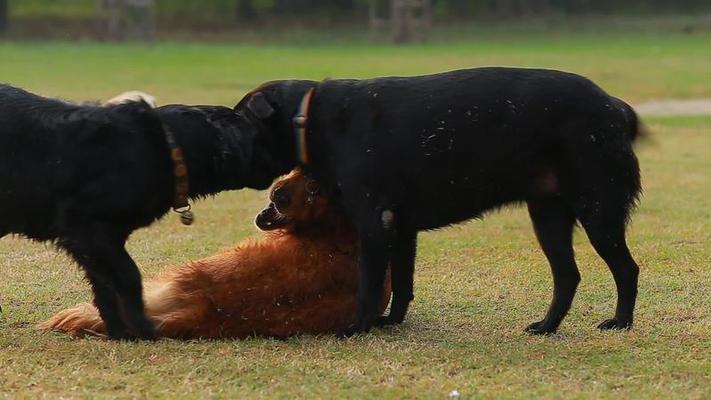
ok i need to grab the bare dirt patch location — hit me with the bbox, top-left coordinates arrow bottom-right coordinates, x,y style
635,99 -> 711,116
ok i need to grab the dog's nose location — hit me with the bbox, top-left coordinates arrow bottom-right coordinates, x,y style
272,186 -> 291,209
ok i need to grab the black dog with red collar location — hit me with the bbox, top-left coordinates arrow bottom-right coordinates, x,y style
235,67 -> 644,336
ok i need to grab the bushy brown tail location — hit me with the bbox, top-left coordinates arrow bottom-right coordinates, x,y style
37,303 -> 107,338
39,279 -> 183,338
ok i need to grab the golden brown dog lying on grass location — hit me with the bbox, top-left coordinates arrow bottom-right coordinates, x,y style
41,169 -> 391,339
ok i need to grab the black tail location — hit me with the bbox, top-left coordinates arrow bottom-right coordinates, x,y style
612,97 -> 648,142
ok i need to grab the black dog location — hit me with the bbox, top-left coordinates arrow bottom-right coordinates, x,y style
0,85 -> 280,339
234,67 -> 643,335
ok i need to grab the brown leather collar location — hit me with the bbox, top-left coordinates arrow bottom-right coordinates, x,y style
293,87 -> 316,165
162,124 -> 194,225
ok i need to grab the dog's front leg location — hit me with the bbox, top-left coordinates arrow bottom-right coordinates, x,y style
59,231 -> 155,340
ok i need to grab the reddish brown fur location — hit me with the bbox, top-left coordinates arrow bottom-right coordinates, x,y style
40,169 -> 391,339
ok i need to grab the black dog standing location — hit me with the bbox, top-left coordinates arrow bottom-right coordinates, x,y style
235,67 -> 643,335
0,86 -> 287,339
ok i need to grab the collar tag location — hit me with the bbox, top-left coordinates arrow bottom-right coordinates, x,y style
164,124 -> 195,226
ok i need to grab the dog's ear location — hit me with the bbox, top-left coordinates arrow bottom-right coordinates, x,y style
246,92 -> 275,119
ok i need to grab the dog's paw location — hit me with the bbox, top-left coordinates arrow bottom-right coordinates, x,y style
127,328 -> 157,341
336,322 -> 374,338
373,316 -> 394,327
111,332 -> 157,342
335,326 -> 361,339
107,323 -> 156,341
597,317 -> 632,331
525,320 -> 557,335
373,315 -> 402,328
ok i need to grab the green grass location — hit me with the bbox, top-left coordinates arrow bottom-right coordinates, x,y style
1,33 -> 710,398
1,30 -> 711,104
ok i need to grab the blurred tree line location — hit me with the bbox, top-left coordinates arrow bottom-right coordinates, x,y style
159,0 -> 711,21
0,1 -> 7,33
153,0 -> 711,22
1,0 -> 710,39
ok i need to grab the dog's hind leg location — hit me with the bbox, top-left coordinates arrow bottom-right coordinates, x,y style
571,137 -> 640,330
525,197 -> 580,335
376,229 -> 417,327
60,233 -> 154,340
345,210 -> 393,336
577,209 -> 639,330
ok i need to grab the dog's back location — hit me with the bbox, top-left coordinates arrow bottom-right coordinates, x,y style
0,85 -> 168,240
310,68 -> 641,229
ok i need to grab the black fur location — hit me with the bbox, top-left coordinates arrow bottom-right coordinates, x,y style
0,85 -> 278,339
234,67 -> 643,335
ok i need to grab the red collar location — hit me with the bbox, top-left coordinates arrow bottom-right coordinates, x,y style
292,88 -> 316,165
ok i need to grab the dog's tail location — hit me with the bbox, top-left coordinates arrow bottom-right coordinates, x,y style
613,97 -> 650,143
37,303 -> 107,338
104,91 -> 157,108
38,279 -> 180,338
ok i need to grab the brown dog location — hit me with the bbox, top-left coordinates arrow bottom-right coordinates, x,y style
40,169 -> 391,339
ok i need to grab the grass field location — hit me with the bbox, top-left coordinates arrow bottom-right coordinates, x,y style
1,31 -> 710,398
2,30 -> 711,104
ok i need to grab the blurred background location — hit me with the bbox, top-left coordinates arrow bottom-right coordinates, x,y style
1,0 -> 710,43
1,0 -> 710,106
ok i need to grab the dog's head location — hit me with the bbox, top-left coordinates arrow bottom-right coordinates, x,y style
255,168 -> 338,232
233,80 -> 318,188
153,104 -> 282,191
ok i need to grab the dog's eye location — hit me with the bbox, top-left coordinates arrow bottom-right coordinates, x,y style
272,186 -> 291,208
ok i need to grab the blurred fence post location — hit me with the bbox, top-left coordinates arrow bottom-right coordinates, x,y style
237,0 -> 256,22
0,0 -> 8,34
369,0 -> 387,33
391,0 -> 406,43
391,0 -> 431,44
100,0 -> 155,41
127,0 -> 155,41
419,0 -> 432,37
101,0 -> 121,40
370,0 -> 432,43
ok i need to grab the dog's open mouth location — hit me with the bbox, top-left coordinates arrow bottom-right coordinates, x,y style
255,202 -> 292,231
